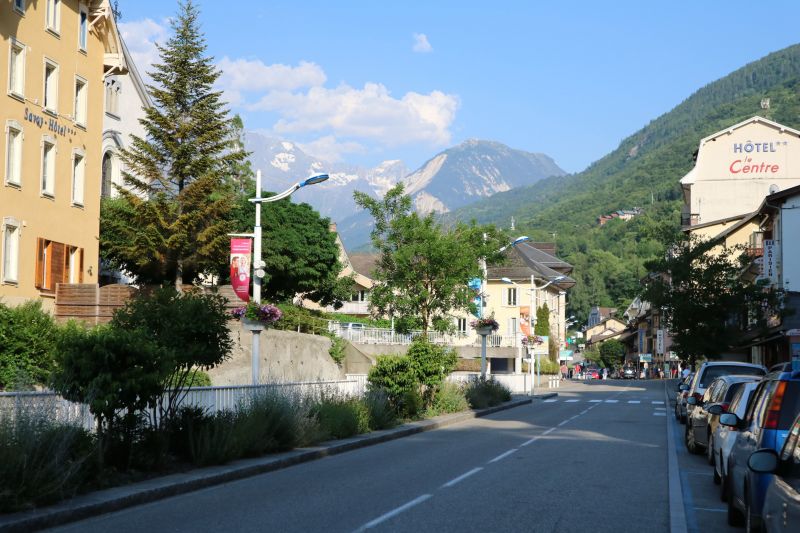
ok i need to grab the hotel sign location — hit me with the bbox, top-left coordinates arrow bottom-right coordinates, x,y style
763,240 -> 778,283
729,140 -> 788,176
24,108 -> 78,137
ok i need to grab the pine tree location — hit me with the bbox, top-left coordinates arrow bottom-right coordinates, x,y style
101,0 -> 244,288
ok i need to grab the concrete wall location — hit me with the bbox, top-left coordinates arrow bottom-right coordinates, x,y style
208,324 -> 345,385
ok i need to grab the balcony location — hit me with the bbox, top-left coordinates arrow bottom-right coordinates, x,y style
745,247 -> 764,258
337,301 -> 370,316
681,213 -> 700,227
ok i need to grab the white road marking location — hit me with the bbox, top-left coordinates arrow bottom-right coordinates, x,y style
441,467 -> 483,488
604,400 -> 619,403
652,401 -> 664,405
520,436 -> 540,447
543,399 -> 558,403
694,507 -> 726,513
653,412 -> 667,416
355,494 -> 432,531
580,410 -> 589,415
565,399 -> 579,403
589,399 -> 602,403
488,448 -> 518,463
542,428 -> 556,436
558,420 -> 569,427
627,400 -> 641,404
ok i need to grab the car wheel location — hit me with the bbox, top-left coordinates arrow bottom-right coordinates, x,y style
728,489 -> 744,526
721,469 -> 729,502
685,423 -> 701,455
674,403 -> 681,421
707,433 -> 715,466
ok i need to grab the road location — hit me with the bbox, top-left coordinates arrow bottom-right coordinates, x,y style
48,380 -> 735,532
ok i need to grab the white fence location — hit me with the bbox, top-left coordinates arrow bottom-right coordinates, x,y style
327,322 -> 523,348
0,378 -> 367,432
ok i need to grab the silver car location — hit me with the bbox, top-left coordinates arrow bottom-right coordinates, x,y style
712,381 -> 759,495
674,373 -> 694,424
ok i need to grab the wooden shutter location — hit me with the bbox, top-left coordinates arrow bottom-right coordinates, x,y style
34,238 -> 45,289
78,248 -> 84,282
49,242 -> 66,289
501,288 -> 507,306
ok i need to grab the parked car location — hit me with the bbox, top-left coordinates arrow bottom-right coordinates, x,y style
622,367 -> 636,379
583,367 -> 600,380
747,410 -> 800,533
686,375 -> 762,456
675,373 -> 695,424
685,361 -> 766,422
712,381 -> 760,493
722,367 -> 800,530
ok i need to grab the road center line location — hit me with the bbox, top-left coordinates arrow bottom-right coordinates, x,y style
693,507 -> 726,513
557,420 -> 568,427
355,494 -> 432,531
542,428 -> 556,436
520,436 -> 540,447
580,409 -> 589,415
441,467 -> 483,488
488,449 -> 518,463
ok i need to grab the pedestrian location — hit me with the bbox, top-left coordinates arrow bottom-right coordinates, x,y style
602,368 -> 608,380
681,366 -> 690,379
560,363 -> 568,381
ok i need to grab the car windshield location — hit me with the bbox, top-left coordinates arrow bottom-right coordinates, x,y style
699,365 -> 765,388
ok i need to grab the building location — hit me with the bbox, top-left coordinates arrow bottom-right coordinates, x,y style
587,305 -> 617,328
680,116 -> 800,230
1,0 -> 125,307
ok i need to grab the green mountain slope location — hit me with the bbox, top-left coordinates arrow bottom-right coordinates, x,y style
451,43 -> 800,322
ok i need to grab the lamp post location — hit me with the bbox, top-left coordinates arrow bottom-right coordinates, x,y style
247,169 -> 329,385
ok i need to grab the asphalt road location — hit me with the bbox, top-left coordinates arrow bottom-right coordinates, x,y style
47,380 -> 731,533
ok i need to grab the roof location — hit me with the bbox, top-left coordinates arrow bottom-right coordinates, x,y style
684,213 -> 749,232
487,242 -> 576,289
348,253 -> 379,279
765,182 -> 800,204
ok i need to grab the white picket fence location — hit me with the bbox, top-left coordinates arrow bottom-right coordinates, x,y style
0,378 -> 368,432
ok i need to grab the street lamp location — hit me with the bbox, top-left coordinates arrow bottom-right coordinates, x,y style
247,169 -> 329,385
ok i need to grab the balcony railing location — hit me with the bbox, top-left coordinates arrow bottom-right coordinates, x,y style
681,213 -> 700,227
327,322 -> 525,347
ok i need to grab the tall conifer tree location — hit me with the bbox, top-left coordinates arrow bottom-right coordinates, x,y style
101,1 -> 244,287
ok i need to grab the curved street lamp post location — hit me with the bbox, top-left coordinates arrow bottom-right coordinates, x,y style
247,169 -> 329,385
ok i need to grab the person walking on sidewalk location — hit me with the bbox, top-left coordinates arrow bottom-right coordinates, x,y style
560,363 -> 568,381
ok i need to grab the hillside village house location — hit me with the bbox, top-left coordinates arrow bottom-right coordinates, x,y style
1,0 -> 126,308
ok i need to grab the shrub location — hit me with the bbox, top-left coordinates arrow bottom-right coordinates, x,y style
0,301 -> 57,390
0,413 -> 97,512
400,387 -> 423,419
363,389 -> 398,430
314,395 -> 370,439
464,377 -> 512,409
426,381 -> 468,416
368,354 -> 418,408
406,337 -> 457,407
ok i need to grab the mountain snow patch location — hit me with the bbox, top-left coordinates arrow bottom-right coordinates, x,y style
281,142 -> 294,151
403,154 -> 447,195
271,152 -> 296,172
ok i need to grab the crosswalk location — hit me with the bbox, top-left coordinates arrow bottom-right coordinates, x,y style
541,398 -> 665,405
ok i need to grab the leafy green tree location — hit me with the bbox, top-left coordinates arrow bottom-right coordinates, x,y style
229,181 -> 352,307
355,184 -> 506,333
100,0 -> 244,288
0,301 -> 56,390
406,337 -> 458,406
599,338 -> 626,368
643,234 -> 785,367
534,303 -> 550,336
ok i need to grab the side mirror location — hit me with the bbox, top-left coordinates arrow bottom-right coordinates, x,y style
719,413 -> 740,428
679,384 -> 689,391
748,449 -> 779,474
707,404 -> 724,415
686,396 -> 697,406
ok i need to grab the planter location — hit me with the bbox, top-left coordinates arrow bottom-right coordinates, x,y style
242,318 -> 266,331
475,326 -> 494,336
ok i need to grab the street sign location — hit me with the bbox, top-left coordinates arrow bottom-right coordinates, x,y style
785,329 -> 800,337
532,335 -> 549,355
639,353 -> 653,363
656,330 -> 664,355
559,349 -> 573,360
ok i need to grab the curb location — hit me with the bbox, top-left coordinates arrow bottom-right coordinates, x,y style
0,397 -> 536,532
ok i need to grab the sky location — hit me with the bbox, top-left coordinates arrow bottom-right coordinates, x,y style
117,1 -> 800,174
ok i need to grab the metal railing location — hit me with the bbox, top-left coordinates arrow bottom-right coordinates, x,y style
327,322 -> 524,347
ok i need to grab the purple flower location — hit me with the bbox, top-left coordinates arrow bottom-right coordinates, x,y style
232,302 -> 283,325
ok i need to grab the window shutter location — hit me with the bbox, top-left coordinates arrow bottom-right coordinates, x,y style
501,288 -> 507,306
78,248 -> 84,282
34,238 -> 45,288
49,242 -> 66,289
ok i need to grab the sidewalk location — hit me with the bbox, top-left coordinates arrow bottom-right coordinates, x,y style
0,393 -> 557,533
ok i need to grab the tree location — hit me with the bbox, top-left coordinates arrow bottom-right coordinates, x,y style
534,303 -> 550,336
355,184 -> 506,333
100,1 -> 245,288
599,338 -> 626,368
0,301 -> 57,390
642,234 -> 784,367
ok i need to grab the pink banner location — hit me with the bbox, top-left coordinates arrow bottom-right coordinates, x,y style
230,238 -> 252,302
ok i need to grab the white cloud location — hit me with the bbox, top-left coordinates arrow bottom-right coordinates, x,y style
297,135 -> 366,163
217,57 -> 326,107
119,19 -> 170,83
250,82 -> 459,146
413,33 -> 433,53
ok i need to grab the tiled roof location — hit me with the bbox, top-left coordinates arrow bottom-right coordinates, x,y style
348,253 -> 379,279
487,242 -> 575,289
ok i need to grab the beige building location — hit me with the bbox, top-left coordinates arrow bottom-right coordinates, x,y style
681,116 -> 800,230
1,0 -> 124,307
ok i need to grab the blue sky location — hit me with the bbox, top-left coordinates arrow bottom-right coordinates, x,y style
119,1 -> 800,174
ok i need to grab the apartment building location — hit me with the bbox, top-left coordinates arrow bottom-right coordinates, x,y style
1,0 -> 125,307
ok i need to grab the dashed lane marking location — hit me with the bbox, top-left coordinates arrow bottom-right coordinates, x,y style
543,399 -> 558,403
604,400 -> 619,403
652,401 -> 665,405
354,494 -> 432,531
627,400 -> 641,404
488,449 -> 518,463
565,399 -> 579,403
441,467 -> 483,488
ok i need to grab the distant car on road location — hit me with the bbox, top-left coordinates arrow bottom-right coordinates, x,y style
747,410 -> 800,533
583,367 -> 600,380
622,367 -> 636,379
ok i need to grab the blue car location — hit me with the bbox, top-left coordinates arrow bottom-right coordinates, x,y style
721,367 -> 800,531
746,411 -> 800,532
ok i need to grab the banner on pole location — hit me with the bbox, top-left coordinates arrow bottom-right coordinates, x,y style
230,238 -> 252,302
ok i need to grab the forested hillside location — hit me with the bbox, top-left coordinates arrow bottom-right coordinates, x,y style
450,44 -> 800,322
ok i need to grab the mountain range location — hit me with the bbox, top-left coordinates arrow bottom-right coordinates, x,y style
244,133 -> 565,248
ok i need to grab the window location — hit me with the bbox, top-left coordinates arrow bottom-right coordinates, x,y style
44,60 -> 58,113
101,151 -> 113,197
507,317 -> 518,335
46,0 -> 60,33
78,6 -> 88,51
104,77 -> 119,116
457,318 -> 467,334
351,289 -> 367,302
35,238 -> 83,291
74,76 -> 87,125
71,151 -> 84,205
8,40 -> 25,98
41,138 -> 55,196
5,123 -> 22,186
504,287 -> 517,306
13,0 -> 24,14
2,219 -> 20,284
